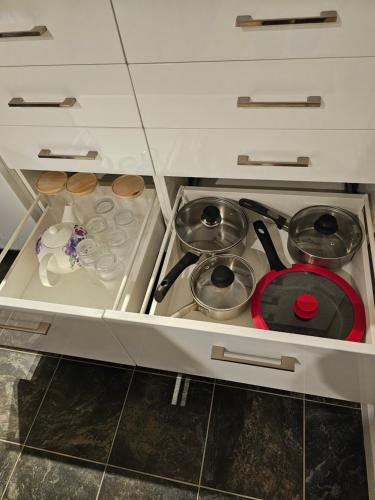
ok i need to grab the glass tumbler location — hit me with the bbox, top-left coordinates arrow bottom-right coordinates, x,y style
114,209 -> 139,239
94,197 -> 116,229
103,228 -> 129,262
86,216 -> 109,243
95,253 -> 123,282
76,238 -> 100,269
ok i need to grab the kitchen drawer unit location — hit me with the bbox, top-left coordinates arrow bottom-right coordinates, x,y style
146,128 -> 375,183
115,0 -> 375,63
0,0 -> 123,66
0,126 -> 154,175
131,58 -> 375,130
0,182 -> 164,363
1,65 -> 140,128
104,185 -> 375,406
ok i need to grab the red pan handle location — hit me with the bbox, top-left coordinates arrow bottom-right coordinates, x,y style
253,220 -> 286,272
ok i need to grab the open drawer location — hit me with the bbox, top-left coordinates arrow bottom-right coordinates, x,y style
104,185 -> 375,405
0,180 -> 164,363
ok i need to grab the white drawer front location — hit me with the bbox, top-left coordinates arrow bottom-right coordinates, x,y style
116,0 -> 375,63
0,0 -> 123,66
1,65 -> 140,127
0,307 -> 134,364
0,126 -> 153,175
132,58 -> 375,130
147,129 -> 375,183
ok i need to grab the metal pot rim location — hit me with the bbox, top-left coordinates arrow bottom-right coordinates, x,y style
175,197 -> 249,253
189,254 -> 256,312
288,205 -> 363,260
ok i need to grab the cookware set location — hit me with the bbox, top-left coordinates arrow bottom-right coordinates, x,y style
155,196 -> 366,342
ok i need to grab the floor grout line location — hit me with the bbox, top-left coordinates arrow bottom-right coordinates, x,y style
196,382 -> 216,500
214,380 -> 304,401
20,444 -> 107,467
59,356 -> 134,372
0,356 -> 62,500
135,368 -> 214,385
95,367 -> 136,500
106,464 -> 199,488
199,485 -> 262,500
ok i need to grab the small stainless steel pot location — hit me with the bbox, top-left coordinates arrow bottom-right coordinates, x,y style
239,199 -> 363,270
171,254 -> 256,321
155,197 -> 248,302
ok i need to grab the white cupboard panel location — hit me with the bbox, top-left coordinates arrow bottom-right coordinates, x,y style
0,0 -> 123,66
115,0 -> 375,63
1,65 -> 140,127
131,58 -> 375,130
0,126 -> 153,175
146,129 -> 375,183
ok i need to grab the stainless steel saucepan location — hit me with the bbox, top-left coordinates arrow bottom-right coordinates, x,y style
154,197 -> 248,302
171,254 -> 256,320
239,199 -> 363,269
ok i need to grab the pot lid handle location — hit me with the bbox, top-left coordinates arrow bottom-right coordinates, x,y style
314,213 -> 338,235
201,205 -> 221,227
211,265 -> 235,288
293,294 -> 318,320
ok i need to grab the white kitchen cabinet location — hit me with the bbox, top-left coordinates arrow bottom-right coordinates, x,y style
0,65 -> 140,128
146,128 -> 375,183
104,185 -> 375,406
115,0 -> 375,63
131,58 -> 375,130
0,0 -> 124,66
0,126 -> 153,175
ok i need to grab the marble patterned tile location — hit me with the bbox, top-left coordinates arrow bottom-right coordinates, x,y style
2,448 -> 103,500
0,349 -> 58,443
0,441 -> 21,496
202,385 -> 303,500
215,378 -> 303,400
305,401 -> 368,500
109,371 -> 213,483
305,394 -> 361,410
98,467 -> 198,499
199,488 -> 255,499
26,360 -> 132,462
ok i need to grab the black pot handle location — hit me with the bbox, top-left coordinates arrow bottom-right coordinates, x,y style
154,252 -> 200,303
253,220 -> 286,272
239,199 -> 289,231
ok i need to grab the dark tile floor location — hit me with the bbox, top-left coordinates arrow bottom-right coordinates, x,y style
0,346 -> 369,500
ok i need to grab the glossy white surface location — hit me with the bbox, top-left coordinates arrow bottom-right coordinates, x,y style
0,65 -> 140,127
115,0 -> 375,63
146,128 -> 375,183
131,58 -> 375,129
0,0 -> 123,65
0,126 -> 153,174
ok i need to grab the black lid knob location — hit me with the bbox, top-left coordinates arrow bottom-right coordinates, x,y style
211,265 -> 235,288
314,213 -> 338,235
201,205 -> 221,226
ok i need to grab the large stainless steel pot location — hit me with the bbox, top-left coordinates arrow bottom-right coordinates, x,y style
154,197 -> 248,302
171,254 -> 256,320
239,199 -> 363,270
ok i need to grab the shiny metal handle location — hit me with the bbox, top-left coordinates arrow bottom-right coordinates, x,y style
38,149 -> 98,160
237,155 -> 309,167
236,11 -> 337,28
9,97 -> 77,108
211,346 -> 296,372
237,96 -> 321,108
0,26 -> 47,38
0,321 -> 50,335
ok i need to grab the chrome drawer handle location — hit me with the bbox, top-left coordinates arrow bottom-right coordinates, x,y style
0,321 -> 50,335
38,149 -> 98,160
237,96 -> 321,108
9,97 -> 77,108
236,11 -> 337,28
211,346 -> 296,372
237,155 -> 310,168
0,25 -> 47,38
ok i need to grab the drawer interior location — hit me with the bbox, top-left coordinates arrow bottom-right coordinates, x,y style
0,183 -> 162,312
150,186 -> 375,345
